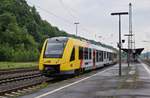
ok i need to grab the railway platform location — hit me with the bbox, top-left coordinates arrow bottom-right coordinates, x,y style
20,62 -> 150,98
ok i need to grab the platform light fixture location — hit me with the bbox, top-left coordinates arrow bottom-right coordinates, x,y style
74,22 -> 79,36
111,12 -> 128,76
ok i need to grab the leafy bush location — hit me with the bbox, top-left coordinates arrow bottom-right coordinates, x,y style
0,0 -> 67,61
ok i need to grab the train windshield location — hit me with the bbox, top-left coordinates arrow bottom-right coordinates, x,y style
44,38 -> 68,58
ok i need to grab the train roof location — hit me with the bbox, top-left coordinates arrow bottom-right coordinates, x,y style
47,37 -> 68,42
47,37 -> 115,53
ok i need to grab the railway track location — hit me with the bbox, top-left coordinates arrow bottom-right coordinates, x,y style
142,59 -> 150,66
0,64 -> 116,97
0,67 -> 38,75
0,71 -> 41,84
0,68 -> 52,97
0,76 -> 51,96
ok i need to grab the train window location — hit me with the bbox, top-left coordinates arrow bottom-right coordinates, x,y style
104,51 -> 106,59
79,47 -> 83,59
98,51 -> 101,62
100,51 -> 103,61
106,52 -> 108,59
44,43 -> 64,58
70,47 -> 75,61
96,50 -> 99,62
44,37 -> 68,58
84,48 -> 88,59
109,53 -> 112,60
107,52 -> 109,59
89,48 -> 92,59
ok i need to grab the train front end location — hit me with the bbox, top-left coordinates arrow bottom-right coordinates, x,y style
39,37 -> 68,76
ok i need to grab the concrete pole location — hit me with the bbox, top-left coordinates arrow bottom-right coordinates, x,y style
111,12 -> 128,76
119,15 -> 122,76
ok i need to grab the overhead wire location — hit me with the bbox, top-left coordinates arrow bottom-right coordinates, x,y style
28,1 -> 73,25
58,0 -> 79,20
27,1 -> 95,40
58,0 -> 95,35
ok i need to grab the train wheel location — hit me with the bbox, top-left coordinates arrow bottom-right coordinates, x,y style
80,68 -> 85,74
74,69 -> 81,76
75,68 -> 84,76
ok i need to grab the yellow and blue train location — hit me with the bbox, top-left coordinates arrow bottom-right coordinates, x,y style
39,37 -> 117,76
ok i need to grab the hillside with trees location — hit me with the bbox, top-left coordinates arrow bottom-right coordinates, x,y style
0,0 -> 68,61
0,0 -> 116,62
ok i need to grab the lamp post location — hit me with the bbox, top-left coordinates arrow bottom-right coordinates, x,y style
98,36 -> 102,42
74,22 -> 79,36
129,3 -> 133,50
111,12 -> 128,76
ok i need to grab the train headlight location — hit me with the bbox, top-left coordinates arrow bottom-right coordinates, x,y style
44,60 -> 51,63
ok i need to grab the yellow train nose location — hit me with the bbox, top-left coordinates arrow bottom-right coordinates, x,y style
43,59 -> 62,65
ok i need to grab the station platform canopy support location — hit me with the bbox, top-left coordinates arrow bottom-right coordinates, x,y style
122,48 -> 144,62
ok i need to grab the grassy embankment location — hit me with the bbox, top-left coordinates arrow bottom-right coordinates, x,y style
0,62 -> 38,69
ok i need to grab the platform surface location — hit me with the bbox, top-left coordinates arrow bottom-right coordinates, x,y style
20,62 -> 150,98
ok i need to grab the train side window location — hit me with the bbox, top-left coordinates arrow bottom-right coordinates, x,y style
79,47 -> 83,59
96,50 -> 99,62
98,51 -> 101,62
70,47 -> 75,61
107,52 -> 109,59
99,51 -> 102,61
101,51 -> 103,61
104,51 -> 106,59
89,48 -> 92,59
84,48 -> 88,60
86,48 -> 88,59
107,52 -> 108,59
110,53 -> 112,60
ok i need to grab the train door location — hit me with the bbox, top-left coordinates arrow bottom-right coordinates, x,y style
93,50 -> 96,69
75,46 -> 83,75
79,47 -> 83,68
70,46 -> 76,68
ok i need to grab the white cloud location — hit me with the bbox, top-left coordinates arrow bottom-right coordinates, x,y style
26,0 -> 150,51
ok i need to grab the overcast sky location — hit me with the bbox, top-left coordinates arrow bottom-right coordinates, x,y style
26,0 -> 150,52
